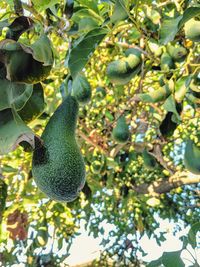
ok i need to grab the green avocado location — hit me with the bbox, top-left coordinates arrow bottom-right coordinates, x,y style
106,49 -> 141,85
96,86 -> 106,99
167,44 -> 187,62
185,19 -> 200,42
32,96 -> 86,202
184,139 -> 200,174
72,74 -> 91,104
160,52 -> 175,71
142,148 -> 157,169
112,116 -> 130,144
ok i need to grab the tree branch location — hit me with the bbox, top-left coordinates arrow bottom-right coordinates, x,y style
131,172 -> 200,195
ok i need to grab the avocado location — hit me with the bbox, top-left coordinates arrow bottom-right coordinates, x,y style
185,18 -> 200,42
112,116 -> 130,143
32,95 -> 86,202
72,74 -> 91,104
106,50 -> 141,85
96,86 -> 106,99
142,148 -> 157,169
160,52 -> 175,71
167,44 -> 187,62
184,139 -> 200,174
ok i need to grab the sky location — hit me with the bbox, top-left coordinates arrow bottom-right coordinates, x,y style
64,217 -> 199,267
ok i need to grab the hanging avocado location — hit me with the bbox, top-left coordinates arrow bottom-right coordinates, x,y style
184,139 -> 200,174
185,18 -> 200,42
32,95 -> 86,202
112,116 -> 130,143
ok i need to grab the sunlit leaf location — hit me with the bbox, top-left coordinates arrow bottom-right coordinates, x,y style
68,27 -> 108,78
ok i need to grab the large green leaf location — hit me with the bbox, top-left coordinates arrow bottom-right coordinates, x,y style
68,27 -> 108,78
162,251 -> 184,267
174,76 -> 191,103
188,222 -> 200,249
111,0 -> 128,23
0,109 -> 33,155
178,7 -> 200,28
30,34 -> 54,66
159,16 -> 182,44
77,0 -> 99,14
18,83 -> 45,123
31,0 -> 59,11
0,79 -> 33,111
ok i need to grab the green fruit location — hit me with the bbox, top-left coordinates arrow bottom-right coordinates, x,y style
72,74 -> 91,104
96,86 -> 106,99
106,50 -> 141,85
184,139 -> 200,174
18,83 -> 45,123
138,85 -> 172,103
142,148 -> 157,169
167,44 -> 187,62
112,116 -> 129,144
32,96 -> 86,202
160,52 -> 175,71
148,39 -> 163,56
185,18 -> 200,42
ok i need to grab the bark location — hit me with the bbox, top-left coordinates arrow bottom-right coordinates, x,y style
132,171 -> 200,195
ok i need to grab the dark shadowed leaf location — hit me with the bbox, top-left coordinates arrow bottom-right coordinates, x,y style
6,16 -> 34,41
0,179 -> 7,214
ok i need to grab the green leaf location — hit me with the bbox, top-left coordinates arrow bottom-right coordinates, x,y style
147,257 -> 162,267
77,0 -> 99,14
18,83 -> 45,123
0,79 -> 33,111
159,16 -> 182,44
188,222 -> 200,248
0,109 -> 33,155
30,34 -> 54,66
162,251 -> 184,267
0,179 -> 7,214
78,17 -> 99,32
31,0 -> 59,11
163,95 -> 181,123
111,0 -> 128,23
174,76 -> 191,103
178,7 -> 200,29
68,27 -> 108,78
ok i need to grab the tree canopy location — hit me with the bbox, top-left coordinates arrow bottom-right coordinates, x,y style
0,0 -> 200,266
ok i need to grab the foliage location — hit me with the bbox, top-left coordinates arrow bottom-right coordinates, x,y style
0,0 -> 200,266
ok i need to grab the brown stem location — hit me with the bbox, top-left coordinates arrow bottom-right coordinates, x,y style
78,130 -> 109,155
132,172 -> 200,195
